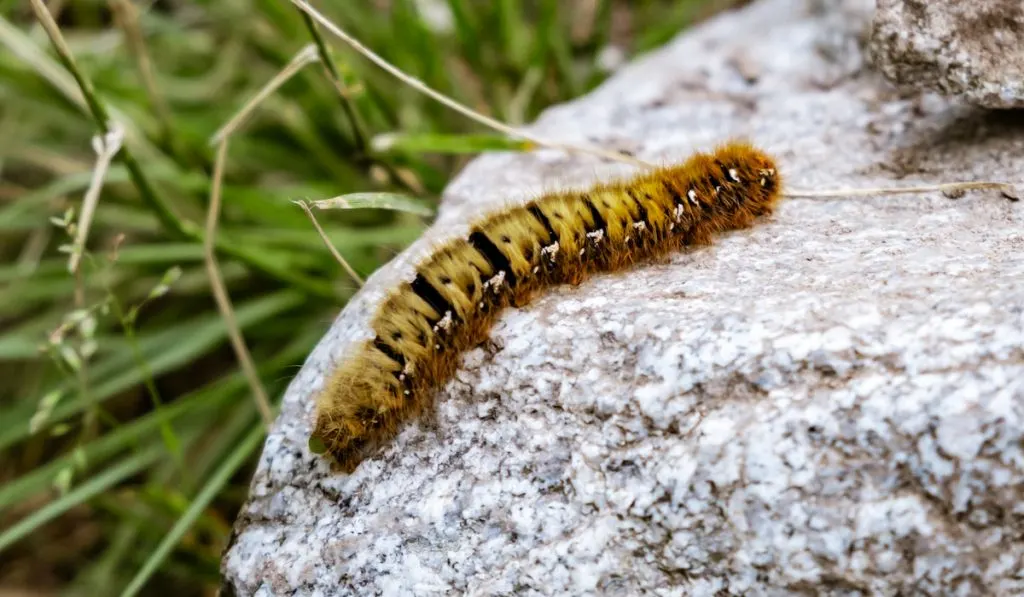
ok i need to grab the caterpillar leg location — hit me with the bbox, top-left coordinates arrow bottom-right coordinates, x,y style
511,286 -> 536,308
476,336 -> 503,358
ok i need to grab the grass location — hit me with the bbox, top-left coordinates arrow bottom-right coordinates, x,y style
0,1 -> 731,595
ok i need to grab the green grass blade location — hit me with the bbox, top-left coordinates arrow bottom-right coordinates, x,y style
0,291 -> 306,451
119,424 -> 264,597
0,386 -> 217,512
0,446 -> 164,554
301,192 -> 434,216
372,132 -> 532,155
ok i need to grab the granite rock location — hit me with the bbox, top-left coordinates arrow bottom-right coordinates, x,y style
221,0 -> 1024,594
868,0 -> 1024,108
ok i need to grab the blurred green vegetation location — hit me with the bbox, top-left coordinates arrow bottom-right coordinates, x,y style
0,0 -> 733,595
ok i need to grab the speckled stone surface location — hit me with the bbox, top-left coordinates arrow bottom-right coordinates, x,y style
868,0 -> 1024,108
221,0 -> 1024,594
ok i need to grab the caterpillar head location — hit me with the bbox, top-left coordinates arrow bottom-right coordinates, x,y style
713,142 -> 783,221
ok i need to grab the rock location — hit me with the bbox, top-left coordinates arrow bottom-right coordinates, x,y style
221,0 -> 1024,594
868,0 -> 1024,108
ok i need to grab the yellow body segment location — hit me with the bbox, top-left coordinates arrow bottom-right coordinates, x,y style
424,243 -> 493,318
475,214 -> 549,282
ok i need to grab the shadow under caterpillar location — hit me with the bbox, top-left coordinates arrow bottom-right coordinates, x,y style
309,141 -> 782,472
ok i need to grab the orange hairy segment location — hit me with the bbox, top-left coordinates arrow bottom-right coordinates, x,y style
311,141 -> 782,472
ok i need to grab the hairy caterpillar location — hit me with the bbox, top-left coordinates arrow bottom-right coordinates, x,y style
290,0 -> 1019,473
309,141 -> 781,472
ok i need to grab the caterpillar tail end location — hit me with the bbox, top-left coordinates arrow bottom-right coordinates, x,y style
308,423 -> 365,474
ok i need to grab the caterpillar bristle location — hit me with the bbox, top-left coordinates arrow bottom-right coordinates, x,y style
311,141 -> 782,473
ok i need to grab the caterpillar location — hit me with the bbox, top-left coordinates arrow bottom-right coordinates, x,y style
309,141 -> 781,472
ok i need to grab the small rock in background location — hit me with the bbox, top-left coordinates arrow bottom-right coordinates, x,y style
869,0 -> 1024,108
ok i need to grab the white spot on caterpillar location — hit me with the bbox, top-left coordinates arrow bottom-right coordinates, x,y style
714,185 -> 722,194
586,229 -> 605,243
403,362 -> 413,375
687,189 -> 699,205
633,221 -> 646,231
674,204 -> 685,221
579,248 -> 585,256
728,168 -> 740,182
435,344 -> 441,350
404,390 -> 411,396
483,270 -> 506,291
398,373 -> 406,381
532,266 -> 539,274
433,310 -> 453,332
541,242 -> 560,260
669,223 -> 675,230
